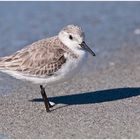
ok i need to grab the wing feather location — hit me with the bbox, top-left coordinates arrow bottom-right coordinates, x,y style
0,37 -> 67,77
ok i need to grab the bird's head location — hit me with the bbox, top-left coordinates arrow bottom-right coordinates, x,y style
58,24 -> 95,56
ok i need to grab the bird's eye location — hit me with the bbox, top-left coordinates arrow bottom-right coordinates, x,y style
69,35 -> 73,40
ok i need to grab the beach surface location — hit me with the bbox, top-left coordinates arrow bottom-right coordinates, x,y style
0,2 -> 140,138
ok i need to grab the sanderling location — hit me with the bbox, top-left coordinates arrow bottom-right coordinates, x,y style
0,25 -> 95,112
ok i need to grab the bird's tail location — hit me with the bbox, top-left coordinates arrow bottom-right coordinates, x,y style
0,57 -> 3,67
0,57 -> 7,69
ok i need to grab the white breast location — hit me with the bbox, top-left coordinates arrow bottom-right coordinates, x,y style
49,50 -> 87,84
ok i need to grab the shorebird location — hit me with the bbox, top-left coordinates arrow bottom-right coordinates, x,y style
0,25 -> 95,112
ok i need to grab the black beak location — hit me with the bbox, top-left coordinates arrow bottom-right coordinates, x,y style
80,41 -> 96,56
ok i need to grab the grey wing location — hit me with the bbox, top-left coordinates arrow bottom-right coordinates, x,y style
0,42 -> 67,77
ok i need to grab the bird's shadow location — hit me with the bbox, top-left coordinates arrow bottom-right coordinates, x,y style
31,87 -> 140,106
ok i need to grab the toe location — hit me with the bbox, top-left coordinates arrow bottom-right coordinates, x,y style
49,101 -> 55,107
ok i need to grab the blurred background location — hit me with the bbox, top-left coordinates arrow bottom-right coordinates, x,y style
0,2 -> 140,61
0,2 -> 140,55
0,2 -> 140,94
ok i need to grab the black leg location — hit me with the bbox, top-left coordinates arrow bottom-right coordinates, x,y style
40,85 -> 51,112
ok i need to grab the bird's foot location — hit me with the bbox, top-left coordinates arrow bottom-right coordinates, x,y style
49,101 -> 55,108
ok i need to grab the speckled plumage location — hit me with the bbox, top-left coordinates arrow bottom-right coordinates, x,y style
0,36 -> 77,77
